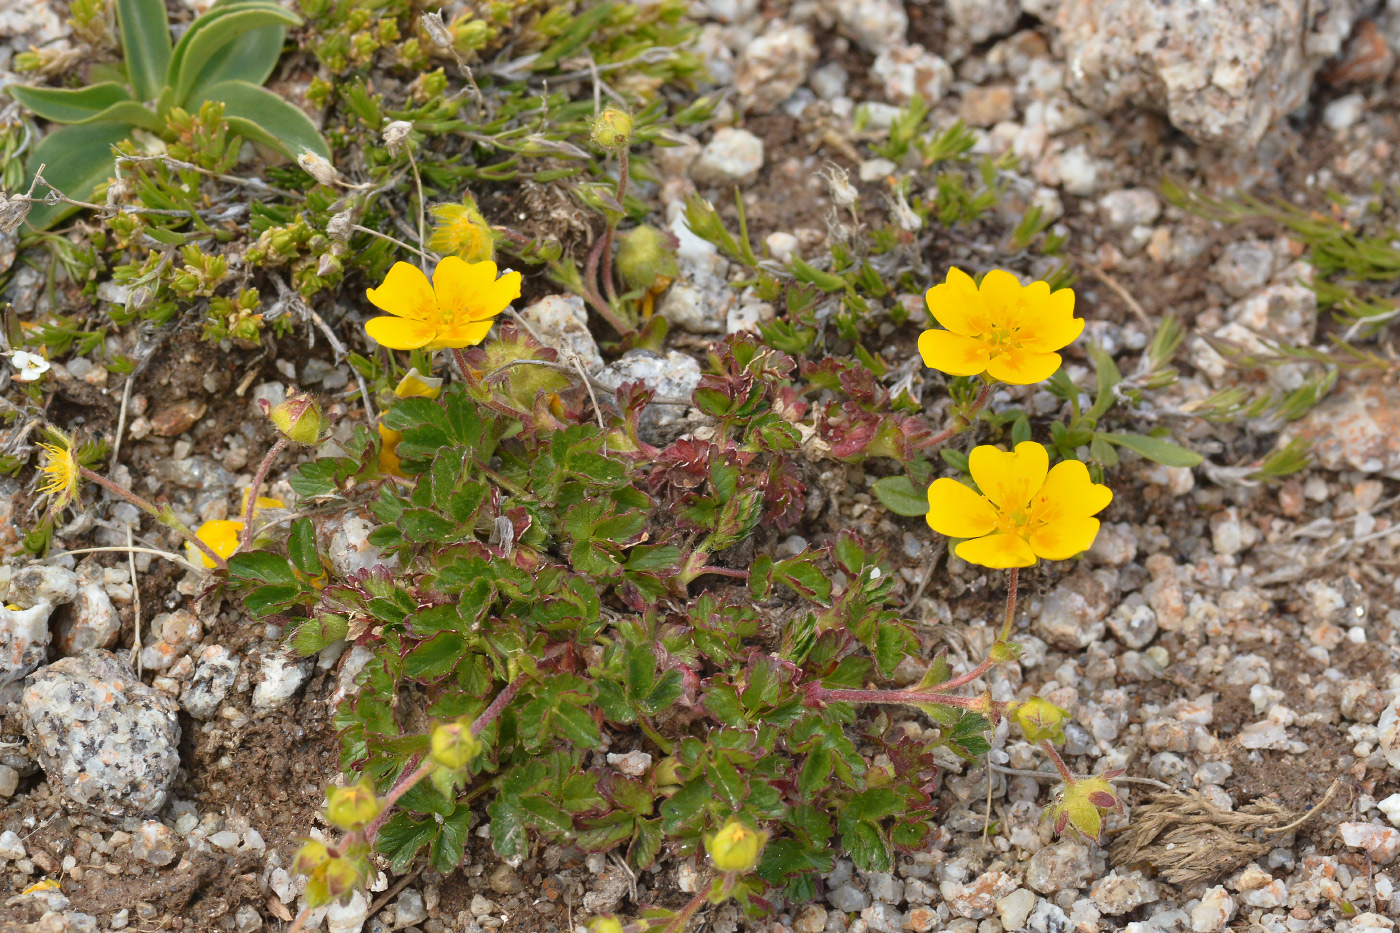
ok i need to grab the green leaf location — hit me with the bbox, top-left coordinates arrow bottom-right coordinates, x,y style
23,123 -> 129,231
1085,344 -> 1122,424
287,517 -> 323,577
405,632 -> 468,680
200,79 -> 329,159
6,83 -> 140,124
170,3 -> 298,106
291,614 -> 347,656
375,812 -> 437,872
871,476 -> 928,517
228,550 -> 296,585
1096,432 -> 1203,468
117,0 -> 172,102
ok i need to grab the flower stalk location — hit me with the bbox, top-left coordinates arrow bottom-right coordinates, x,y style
79,468 -> 227,570
238,438 -> 287,552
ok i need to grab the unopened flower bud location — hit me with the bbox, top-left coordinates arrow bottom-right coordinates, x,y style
325,780 -> 381,830
316,252 -> 342,277
421,11 -> 452,49
260,388 -> 329,446
822,165 -> 858,208
591,107 -> 633,150
1011,696 -> 1069,743
293,839 -> 332,873
105,179 -> 127,207
327,209 -> 354,242
297,149 -> 340,187
704,818 -> 768,873
431,719 -> 483,770
587,918 -> 625,933
616,225 -> 679,294
383,120 -> 413,155
127,285 -> 153,311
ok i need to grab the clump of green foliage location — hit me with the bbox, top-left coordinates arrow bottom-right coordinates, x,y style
8,0 -> 328,230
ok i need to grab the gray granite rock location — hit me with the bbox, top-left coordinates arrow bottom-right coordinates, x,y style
21,651 -> 181,817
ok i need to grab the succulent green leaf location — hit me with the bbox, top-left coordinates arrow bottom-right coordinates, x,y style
1096,432 -> 1203,468
22,122 -> 130,230
871,475 -> 928,517
200,79 -> 329,159
171,4 -> 299,106
6,83 -> 135,124
117,0 -> 172,102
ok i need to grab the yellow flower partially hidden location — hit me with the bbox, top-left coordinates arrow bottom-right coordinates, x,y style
187,493 -> 286,568
378,368 -> 444,478
919,268 -> 1083,385
928,441 -> 1111,569
37,432 -> 81,510
704,817 -> 768,873
364,257 -> 521,351
427,199 -> 496,263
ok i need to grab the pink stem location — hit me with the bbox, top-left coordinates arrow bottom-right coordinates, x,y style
925,382 -> 992,447
1041,739 -> 1075,784
238,438 -> 287,552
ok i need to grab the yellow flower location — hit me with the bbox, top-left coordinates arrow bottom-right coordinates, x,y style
927,441 -> 1111,569
1011,696 -> 1070,743
187,519 -> 243,569
378,368 -> 444,478
704,817 -> 768,873
918,268 -> 1083,385
325,780 -> 381,830
364,257 -> 521,351
427,199 -> 496,263
430,719 -> 484,770
186,492 -> 286,568
37,433 -> 81,510
1043,773 -> 1123,841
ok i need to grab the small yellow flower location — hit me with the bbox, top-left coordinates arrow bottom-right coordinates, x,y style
427,199 -> 496,263
187,519 -> 243,569
430,719 -> 483,770
919,268 -> 1083,385
927,441 -> 1111,569
37,433 -> 81,510
1011,696 -> 1070,743
378,368 -> 444,478
325,780 -> 381,830
1043,773 -> 1123,841
704,817 -> 768,873
364,257 -> 521,351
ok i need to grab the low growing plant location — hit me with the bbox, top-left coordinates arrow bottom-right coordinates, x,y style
7,0 -> 329,229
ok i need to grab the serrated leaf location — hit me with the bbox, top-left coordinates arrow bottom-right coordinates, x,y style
201,79 -> 329,159
228,550 -> 296,584
1097,432 -> 1203,467
117,0 -> 172,102
375,812 -> 437,872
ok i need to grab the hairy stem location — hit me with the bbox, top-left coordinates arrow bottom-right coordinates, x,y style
1041,739 -> 1076,784
583,235 -> 632,335
239,438 -> 288,552
999,567 -> 1019,643
925,382 -> 992,447
600,147 -> 629,305
79,468 -> 226,570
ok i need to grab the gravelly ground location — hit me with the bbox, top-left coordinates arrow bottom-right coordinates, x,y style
4,1 -> 1400,932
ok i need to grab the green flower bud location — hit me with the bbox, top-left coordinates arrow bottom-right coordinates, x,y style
703,818 -> 768,873
591,107 -> 633,150
1011,696 -> 1069,744
616,225 -> 679,294
431,719 -> 483,770
587,918 -> 625,933
293,839 -> 331,874
325,780 -> 381,830
260,389 -> 329,446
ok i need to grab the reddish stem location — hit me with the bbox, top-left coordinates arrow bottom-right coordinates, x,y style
79,467 -> 226,570
600,147 -> 629,305
1041,738 -> 1076,784
692,565 -> 750,580
925,382 -> 992,447
999,567 -> 1019,642
935,656 -> 997,693
583,235 -> 631,335
238,438 -> 287,552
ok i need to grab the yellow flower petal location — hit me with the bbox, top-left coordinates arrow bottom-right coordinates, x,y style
1029,515 -> 1101,561
366,262 -> 437,321
188,519 -> 243,569
1019,289 -> 1084,352
926,478 -> 998,539
425,319 -> 494,350
431,256 -> 498,319
366,316 -> 438,350
394,368 -> 443,399
969,441 -> 1048,514
955,532 -> 1036,568
925,267 -> 987,336
977,269 -> 1024,314
378,422 -> 406,478
986,348 -> 1062,384
469,269 -> 523,321
1036,459 -> 1113,519
918,329 -> 990,377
